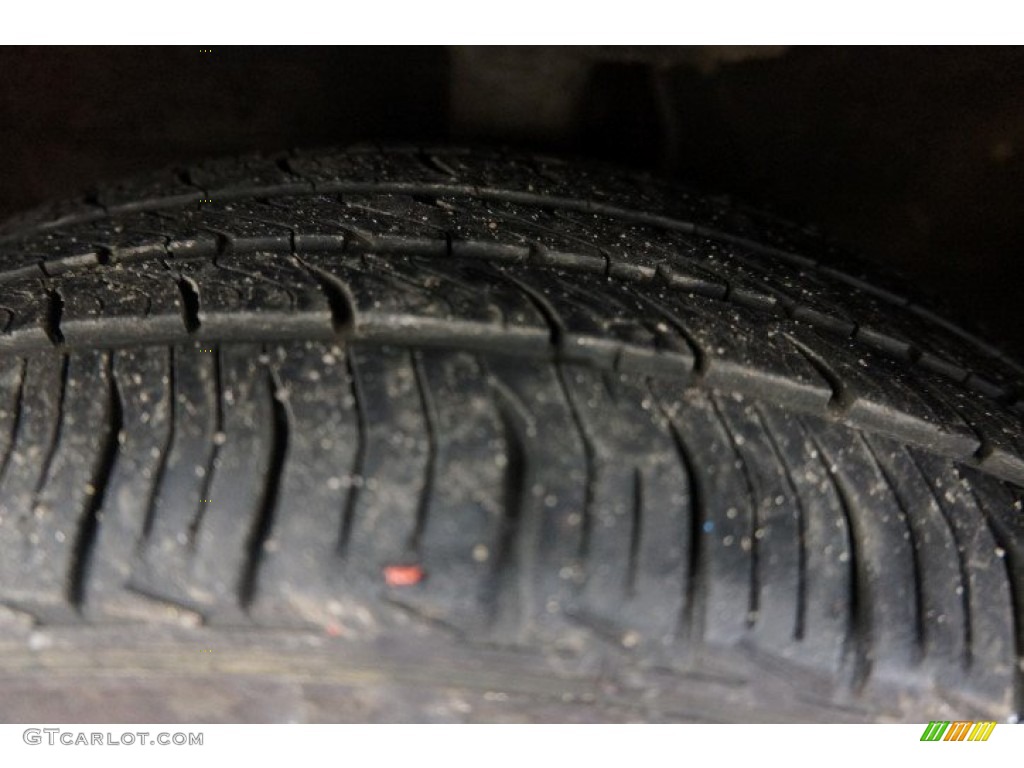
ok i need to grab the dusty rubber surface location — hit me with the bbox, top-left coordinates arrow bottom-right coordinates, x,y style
0,146 -> 1020,722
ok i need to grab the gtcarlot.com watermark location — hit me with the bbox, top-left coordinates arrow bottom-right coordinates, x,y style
23,728 -> 203,746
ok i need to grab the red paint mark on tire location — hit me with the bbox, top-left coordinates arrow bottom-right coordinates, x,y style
384,564 -> 425,587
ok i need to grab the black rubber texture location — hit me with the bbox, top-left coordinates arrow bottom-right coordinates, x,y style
0,146 -> 1021,723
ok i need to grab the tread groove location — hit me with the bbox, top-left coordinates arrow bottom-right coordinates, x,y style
710,395 -> 761,627
554,363 -> 596,564
627,468 -> 643,597
176,275 -> 201,334
44,288 -> 65,346
489,267 -> 564,349
653,386 -> 705,644
859,435 -> 927,662
294,255 -> 356,336
239,362 -> 289,609
409,350 -> 438,555
68,352 -> 122,609
802,425 -> 870,689
32,354 -> 69,500
489,379 -> 535,638
753,404 -> 809,641
906,447 -> 973,670
785,334 -> 849,410
186,347 -> 223,547
627,284 -> 704,374
337,350 -> 368,555
139,347 -> 175,544
0,358 -> 26,485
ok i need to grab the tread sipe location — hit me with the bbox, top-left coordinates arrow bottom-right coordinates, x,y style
0,146 -> 1020,723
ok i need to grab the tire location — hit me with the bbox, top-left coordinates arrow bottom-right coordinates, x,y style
0,146 -> 1020,723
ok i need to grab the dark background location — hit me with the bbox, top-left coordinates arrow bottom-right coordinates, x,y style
1,46 -> 1021,355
